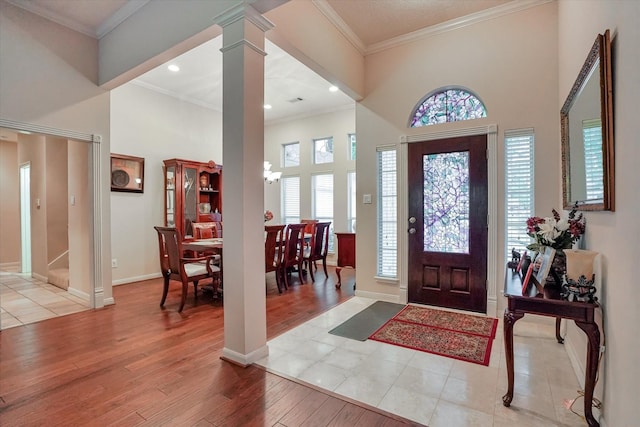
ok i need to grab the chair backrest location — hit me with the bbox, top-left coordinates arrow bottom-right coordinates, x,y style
265,224 -> 285,273
154,226 -> 183,277
282,223 -> 306,265
300,219 -> 318,235
192,222 -> 219,239
309,221 -> 331,258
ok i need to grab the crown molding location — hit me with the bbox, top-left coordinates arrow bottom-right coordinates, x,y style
6,0 -> 95,37
130,80 -> 221,113
366,0 -> 553,55
96,0 -> 150,39
312,0 -> 366,55
213,3 -> 274,32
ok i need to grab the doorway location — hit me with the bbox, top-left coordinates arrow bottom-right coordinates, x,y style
407,135 -> 488,312
19,162 -> 31,274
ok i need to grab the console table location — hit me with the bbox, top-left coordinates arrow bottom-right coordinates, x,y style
334,232 -> 355,289
503,269 -> 601,427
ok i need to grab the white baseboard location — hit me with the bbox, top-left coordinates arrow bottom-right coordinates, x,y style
33,272 -> 48,282
67,286 -> 90,302
354,289 -> 402,303
0,261 -> 20,272
221,345 -> 269,367
104,297 -> 115,306
487,297 -> 498,318
112,272 -> 162,286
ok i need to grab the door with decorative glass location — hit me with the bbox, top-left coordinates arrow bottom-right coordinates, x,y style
408,135 -> 488,312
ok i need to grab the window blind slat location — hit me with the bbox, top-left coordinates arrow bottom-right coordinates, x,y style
505,130 -> 534,257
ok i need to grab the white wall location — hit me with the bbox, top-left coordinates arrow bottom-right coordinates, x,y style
264,107 -> 355,237
0,141 -> 20,267
109,83 -> 222,284
356,2 -> 559,300
0,0 -> 112,302
558,1 -> 640,425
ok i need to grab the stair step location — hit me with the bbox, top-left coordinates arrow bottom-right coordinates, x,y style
48,268 -> 70,290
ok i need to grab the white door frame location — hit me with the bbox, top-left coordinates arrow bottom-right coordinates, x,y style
0,118 -> 105,309
399,124 -> 498,316
19,162 -> 31,274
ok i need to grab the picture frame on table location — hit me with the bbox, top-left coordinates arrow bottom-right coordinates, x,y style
521,262 -> 535,295
111,153 -> 144,193
534,246 -> 556,285
515,250 -> 527,274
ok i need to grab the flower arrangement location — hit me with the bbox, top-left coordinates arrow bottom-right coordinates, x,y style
264,210 -> 274,222
526,203 -> 585,252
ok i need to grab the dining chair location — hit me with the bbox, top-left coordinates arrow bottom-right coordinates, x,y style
280,223 -> 307,290
154,226 -> 221,312
265,224 -> 286,293
303,221 -> 331,282
192,221 -> 219,239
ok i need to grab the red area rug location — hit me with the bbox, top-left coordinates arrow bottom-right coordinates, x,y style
369,305 -> 498,366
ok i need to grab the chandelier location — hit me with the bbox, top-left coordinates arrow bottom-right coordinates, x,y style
263,161 -> 282,184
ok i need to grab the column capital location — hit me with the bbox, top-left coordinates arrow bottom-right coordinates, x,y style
213,3 -> 274,32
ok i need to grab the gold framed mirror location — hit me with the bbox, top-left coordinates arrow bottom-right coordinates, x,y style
561,29 -> 614,211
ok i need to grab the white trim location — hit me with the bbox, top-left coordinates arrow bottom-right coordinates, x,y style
220,39 -> 267,56
67,286 -> 90,302
312,0 -> 366,55
366,0 -> 552,55
222,345 -> 269,367
0,118 -> 104,310
354,289 -> 402,304
112,272 -> 162,286
0,262 -> 21,271
96,0 -> 151,39
400,124 -> 498,316
32,272 -> 48,282
213,4 -> 274,32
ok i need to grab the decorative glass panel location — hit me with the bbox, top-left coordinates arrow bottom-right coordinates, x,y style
183,167 -> 198,238
283,142 -> 300,167
411,89 -> 486,127
349,133 -> 356,160
313,137 -> 334,164
423,151 -> 469,253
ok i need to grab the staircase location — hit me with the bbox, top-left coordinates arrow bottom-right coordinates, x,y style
48,268 -> 70,290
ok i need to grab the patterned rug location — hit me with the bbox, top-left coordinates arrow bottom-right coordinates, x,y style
369,305 -> 498,366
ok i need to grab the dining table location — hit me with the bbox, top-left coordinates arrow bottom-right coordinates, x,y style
183,237 -> 223,297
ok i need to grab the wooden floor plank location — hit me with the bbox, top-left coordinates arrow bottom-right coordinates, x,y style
0,268 -> 416,426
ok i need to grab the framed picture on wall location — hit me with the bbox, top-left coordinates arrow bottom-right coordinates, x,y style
111,153 -> 144,193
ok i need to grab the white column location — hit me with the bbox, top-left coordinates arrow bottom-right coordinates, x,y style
215,5 -> 273,366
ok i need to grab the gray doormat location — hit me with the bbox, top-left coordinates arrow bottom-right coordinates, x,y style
328,301 -> 405,341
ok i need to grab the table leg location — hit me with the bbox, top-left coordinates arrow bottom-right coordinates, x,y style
556,317 -> 564,344
575,321 -> 601,427
502,309 -> 524,407
335,267 -> 342,288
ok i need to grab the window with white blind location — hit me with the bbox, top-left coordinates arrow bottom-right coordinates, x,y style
505,129 -> 534,257
281,176 -> 300,224
582,119 -> 604,200
347,171 -> 356,232
312,173 -> 334,251
377,148 -> 397,278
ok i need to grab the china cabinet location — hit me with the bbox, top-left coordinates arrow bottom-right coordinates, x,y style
163,158 -> 222,239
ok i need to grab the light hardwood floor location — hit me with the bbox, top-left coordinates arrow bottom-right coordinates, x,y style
0,267 -> 419,426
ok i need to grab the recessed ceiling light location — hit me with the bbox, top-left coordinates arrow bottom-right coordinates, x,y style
329,86 -> 339,92
168,64 -> 180,72
264,104 -> 272,109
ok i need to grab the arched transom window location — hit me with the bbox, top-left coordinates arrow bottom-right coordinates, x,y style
410,88 -> 487,127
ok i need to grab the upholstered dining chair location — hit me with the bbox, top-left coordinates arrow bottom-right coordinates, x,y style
265,224 -> 286,293
154,226 -> 221,312
190,222 -> 222,266
280,223 -> 307,290
303,221 -> 331,282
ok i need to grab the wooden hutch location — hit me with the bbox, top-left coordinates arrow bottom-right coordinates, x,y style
163,158 -> 222,240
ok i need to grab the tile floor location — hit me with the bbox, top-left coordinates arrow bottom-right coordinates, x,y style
0,271 -> 89,330
256,296 -> 592,427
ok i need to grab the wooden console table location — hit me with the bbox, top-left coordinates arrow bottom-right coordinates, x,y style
334,232 -> 355,289
502,269 -> 601,427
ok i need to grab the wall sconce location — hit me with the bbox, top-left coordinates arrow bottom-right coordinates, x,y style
263,161 -> 281,184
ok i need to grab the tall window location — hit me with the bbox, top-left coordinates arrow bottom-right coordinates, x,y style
377,148 -> 397,278
582,118 -> 604,200
347,171 -> 356,232
313,137 -> 334,164
505,129 -> 534,257
281,176 -> 300,224
312,173 -> 334,251
410,88 -> 486,127
348,133 -> 356,160
282,142 -> 300,167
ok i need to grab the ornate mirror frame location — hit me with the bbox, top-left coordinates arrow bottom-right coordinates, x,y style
561,29 -> 614,211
